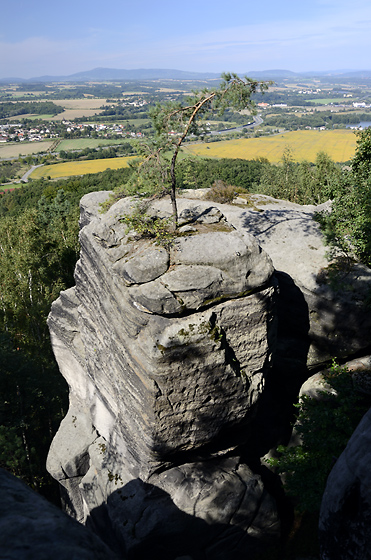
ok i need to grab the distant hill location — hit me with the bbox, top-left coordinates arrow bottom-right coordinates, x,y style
243,69 -> 299,79
337,70 -> 371,78
0,68 -> 221,83
2,67 -> 371,83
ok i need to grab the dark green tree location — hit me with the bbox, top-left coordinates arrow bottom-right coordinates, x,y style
351,128 -> 371,179
0,192 -> 79,495
258,147 -> 299,201
0,199 -> 79,355
257,150 -> 341,205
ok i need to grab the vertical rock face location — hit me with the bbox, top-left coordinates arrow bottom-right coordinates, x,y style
47,194 -> 280,557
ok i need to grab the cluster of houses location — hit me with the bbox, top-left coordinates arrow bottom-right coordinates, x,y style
257,102 -> 289,109
121,97 -> 147,107
0,123 -> 57,143
297,88 -> 322,94
0,120 -> 144,144
62,121 -> 144,137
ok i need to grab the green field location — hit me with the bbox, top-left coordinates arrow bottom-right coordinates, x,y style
56,138 -> 133,151
25,114 -> 56,120
307,98 -> 350,105
0,138 -> 133,161
0,141 -> 55,160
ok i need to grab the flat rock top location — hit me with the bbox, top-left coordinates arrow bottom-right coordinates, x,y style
82,195 -> 274,315
218,195 -> 371,300
81,192 -> 371,307
149,195 -> 330,294
218,196 -> 329,293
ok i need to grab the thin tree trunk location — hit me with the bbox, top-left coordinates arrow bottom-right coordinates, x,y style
170,151 -> 179,229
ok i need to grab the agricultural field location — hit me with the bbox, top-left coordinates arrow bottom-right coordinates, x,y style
22,114 -> 56,120
124,118 -> 149,126
307,98 -> 349,105
6,114 -> 56,121
1,92 -> 47,99
30,155 -> 135,179
0,140 -> 55,159
50,98 -> 107,120
56,138 -> 133,151
185,130 -> 357,163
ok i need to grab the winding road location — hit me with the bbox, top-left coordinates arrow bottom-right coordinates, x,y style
19,164 -> 43,183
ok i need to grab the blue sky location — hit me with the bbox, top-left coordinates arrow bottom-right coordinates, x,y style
2,0 -> 371,78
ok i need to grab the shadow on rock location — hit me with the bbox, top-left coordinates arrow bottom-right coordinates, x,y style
245,270 -> 311,462
0,467 -> 119,560
86,469 -> 280,560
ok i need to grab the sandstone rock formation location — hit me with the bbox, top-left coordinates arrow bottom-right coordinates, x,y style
0,467 -> 120,559
47,193 -> 280,558
216,193 -> 371,367
47,190 -> 371,558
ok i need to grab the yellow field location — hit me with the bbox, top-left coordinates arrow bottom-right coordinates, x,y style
184,130 -> 357,163
30,156 -> 135,179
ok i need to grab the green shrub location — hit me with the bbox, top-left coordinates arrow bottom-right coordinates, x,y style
120,200 -> 175,247
204,179 -> 245,204
267,362 -> 371,512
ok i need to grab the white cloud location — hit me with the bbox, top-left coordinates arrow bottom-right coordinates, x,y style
2,3 -> 371,77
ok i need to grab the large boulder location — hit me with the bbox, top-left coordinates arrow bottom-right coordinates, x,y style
47,194 -> 280,557
0,467 -> 119,559
84,457 -> 279,560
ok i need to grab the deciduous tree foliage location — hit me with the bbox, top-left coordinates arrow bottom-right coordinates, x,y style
0,193 -> 79,350
257,149 -> 341,205
0,331 -> 67,495
0,191 -> 78,496
267,362 -> 370,513
316,129 -> 371,265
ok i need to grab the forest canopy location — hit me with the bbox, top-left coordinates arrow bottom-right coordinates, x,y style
0,101 -> 64,119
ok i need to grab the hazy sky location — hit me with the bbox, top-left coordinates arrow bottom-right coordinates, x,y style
2,0 -> 371,78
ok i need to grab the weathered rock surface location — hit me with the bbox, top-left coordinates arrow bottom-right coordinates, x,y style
106,457 -> 279,559
47,194 -> 280,557
319,407 -> 371,560
206,193 -> 371,367
0,467 -> 120,559
346,355 -> 371,395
